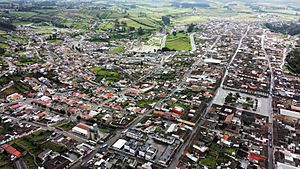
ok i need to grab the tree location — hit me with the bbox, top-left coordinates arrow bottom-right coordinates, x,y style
0,48 -> 5,54
235,93 -> 240,99
137,27 -> 144,35
172,31 -> 177,36
162,16 -> 170,25
188,23 -> 195,33
76,116 -> 81,121
128,26 -> 135,31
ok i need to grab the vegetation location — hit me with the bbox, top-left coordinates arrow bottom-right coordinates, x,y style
58,121 -> 77,131
109,46 -> 125,54
137,98 -> 159,108
92,67 -> 122,82
0,81 -> 33,98
166,32 -> 191,51
0,153 -> 13,169
286,48 -> 300,74
265,22 -> 300,35
200,143 -> 236,168
17,56 -> 43,66
15,130 -> 66,157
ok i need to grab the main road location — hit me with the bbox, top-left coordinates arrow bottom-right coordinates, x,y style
261,29 -> 274,169
190,33 -> 196,52
220,25 -> 250,87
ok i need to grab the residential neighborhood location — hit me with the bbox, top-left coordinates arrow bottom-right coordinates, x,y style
0,0 -> 300,169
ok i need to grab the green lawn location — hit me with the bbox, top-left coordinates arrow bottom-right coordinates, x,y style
109,46 -> 125,54
23,153 -> 37,169
200,143 -> 236,168
0,153 -> 13,169
17,56 -> 43,66
0,43 -> 8,48
0,30 -> 6,35
118,18 -> 156,30
166,32 -> 191,51
58,121 -> 77,131
98,21 -> 115,31
137,98 -> 159,108
92,67 -> 122,82
200,155 -> 216,168
14,130 -> 66,167
47,39 -> 63,43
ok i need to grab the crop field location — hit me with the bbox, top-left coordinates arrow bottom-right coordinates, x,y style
174,16 -> 209,24
9,11 -> 38,18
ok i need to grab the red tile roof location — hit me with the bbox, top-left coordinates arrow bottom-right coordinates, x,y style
2,144 -> 21,157
76,123 -> 91,130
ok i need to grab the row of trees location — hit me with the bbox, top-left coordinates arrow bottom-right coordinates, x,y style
0,21 -> 16,31
265,22 -> 300,36
286,48 -> 300,74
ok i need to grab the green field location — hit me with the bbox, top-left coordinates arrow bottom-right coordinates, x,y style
199,143 -> 237,168
92,67 -> 122,82
0,30 -> 6,35
14,130 -> 66,160
57,121 -> 77,131
10,11 -> 38,19
175,16 -> 208,24
166,32 -> 191,51
109,46 -> 125,54
0,43 -> 8,48
118,18 -> 157,30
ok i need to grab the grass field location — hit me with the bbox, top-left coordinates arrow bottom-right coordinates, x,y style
15,130 -> 66,157
0,30 -> 6,35
175,16 -> 208,24
10,11 -> 38,18
92,67 -> 122,82
166,32 -> 191,51
0,81 -> 32,98
199,143 -> 237,168
58,121 -> 77,131
0,153 -> 13,169
0,43 -> 8,48
118,18 -> 156,30
47,39 -> 63,43
109,46 -> 125,54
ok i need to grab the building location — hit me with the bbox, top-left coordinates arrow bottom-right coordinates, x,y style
1,144 -> 21,157
43,156 -> 71,169
6,93 -> 23,102
14,159 -> 29,169
72,123 -> 91,138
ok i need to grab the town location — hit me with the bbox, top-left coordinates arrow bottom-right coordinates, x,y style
0,0 -> 300,169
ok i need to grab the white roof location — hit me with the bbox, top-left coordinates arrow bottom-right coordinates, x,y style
203,58 -> 222,64
280,109 -> 300,119
166,124 -> 177,133
277,162 -> 299,169
72,126 -> 88,135
112,139 -> 127,149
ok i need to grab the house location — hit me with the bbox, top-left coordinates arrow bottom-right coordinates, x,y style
1,144 -> 21,157
38,149 -> 52,162
102,114 -> 113,124
145,147 -> 157,160
43,156 -> 71,169
71,123 -> 91,138
6,93 -> 23,102
14,159 -> 29,169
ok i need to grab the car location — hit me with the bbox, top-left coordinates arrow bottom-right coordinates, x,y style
100,143 -> 108,149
